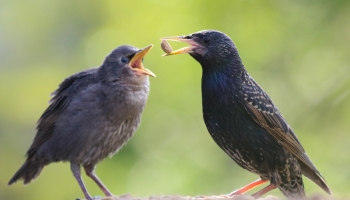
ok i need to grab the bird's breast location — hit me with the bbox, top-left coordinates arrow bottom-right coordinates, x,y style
79,117 -> 141,166
77,86 -> 149,165
201,82 -> 270,172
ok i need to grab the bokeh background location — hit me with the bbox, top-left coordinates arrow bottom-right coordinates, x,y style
1,0 -> 349,199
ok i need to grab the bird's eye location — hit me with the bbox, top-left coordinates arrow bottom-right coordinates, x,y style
203,37 -> 211,44
121,57 -> 129,63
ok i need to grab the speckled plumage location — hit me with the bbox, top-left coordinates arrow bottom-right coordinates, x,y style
8,45 -> 154,200
163,30 -> 331,199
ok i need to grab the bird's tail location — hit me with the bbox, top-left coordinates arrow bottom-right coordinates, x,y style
8,158 -> 43,185
300,161 -> 332,195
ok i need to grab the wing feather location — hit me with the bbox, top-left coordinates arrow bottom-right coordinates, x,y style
26,68 -> 97,156
239,78 -> 319,174
238,77 -> 331,194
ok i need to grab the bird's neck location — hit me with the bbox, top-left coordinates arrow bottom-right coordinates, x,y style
200,62 -> 249,112
201,61 -> 248,90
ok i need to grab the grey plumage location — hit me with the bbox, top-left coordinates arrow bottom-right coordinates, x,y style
8,44 -> 155,200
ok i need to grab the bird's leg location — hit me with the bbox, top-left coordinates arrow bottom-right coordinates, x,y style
71,163 -> 93,200
251,183 -> 277,199
200,179 -> 268,199
229,179 -> 268,195
84,165 -> 113,197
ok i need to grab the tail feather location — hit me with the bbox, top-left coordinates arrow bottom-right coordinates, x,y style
300,162 -> 332,195
8,159 -> 43,185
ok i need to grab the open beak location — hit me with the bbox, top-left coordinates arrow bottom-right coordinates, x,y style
129,44 -> 156,77
161,36 -> 204,56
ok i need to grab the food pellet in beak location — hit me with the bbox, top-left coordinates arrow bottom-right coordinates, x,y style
160,40 -> 173,53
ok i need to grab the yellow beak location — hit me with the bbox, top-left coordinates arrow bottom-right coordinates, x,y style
129,44 -> 156,77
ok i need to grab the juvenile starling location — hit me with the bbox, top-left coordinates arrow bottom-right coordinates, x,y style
162,30 -> 331,199
8,44 -> 155,200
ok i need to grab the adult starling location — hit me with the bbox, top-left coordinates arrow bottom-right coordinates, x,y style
162,30 -> 331,199
8,44 -> 155,200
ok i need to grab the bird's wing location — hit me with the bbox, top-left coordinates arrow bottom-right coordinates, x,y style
239,77 -> 331,194
238,77 -> 320,174
26,68 -> 98,156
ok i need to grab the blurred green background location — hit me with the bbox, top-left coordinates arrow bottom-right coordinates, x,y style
1,0 -> 349,199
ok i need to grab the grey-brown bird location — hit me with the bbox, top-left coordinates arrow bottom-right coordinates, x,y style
162,30 -> 331,199
8,44 -> 155,200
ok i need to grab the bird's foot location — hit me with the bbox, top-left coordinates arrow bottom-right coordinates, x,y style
75,196 -> 104,200
100,195 -> 132,200
194,194 -> 241,199
227,190 -> 242,196
219,194 -> 255,200
76,194 -> 130,200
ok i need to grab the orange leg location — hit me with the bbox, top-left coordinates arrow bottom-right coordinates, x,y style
252,183 -> 277,198
229,179 -> 268,195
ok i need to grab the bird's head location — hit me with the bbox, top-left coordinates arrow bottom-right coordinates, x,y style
162,30 -> 243,71
99,44 -> 155,85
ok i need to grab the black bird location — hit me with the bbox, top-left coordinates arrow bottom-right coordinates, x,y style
8,44 -> 155,200
162,30 -> 331,199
